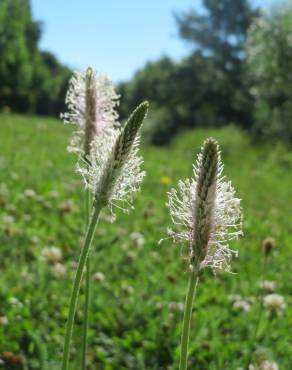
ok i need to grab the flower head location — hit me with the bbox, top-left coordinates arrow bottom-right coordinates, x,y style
52,263 -> 67,279
0,316 -> 8,326
130,232 -> 145,247
166,138 -> 242,272
41,246 -> 62,264
262,237 -> 276,256
232,299 -> 251,312
263,293 -> 286,314
229,294 -> 255,312
260,280 -> 276,293
93,272 -> 105,282
61,67 -> 120,157
78,101 -> 149,217
249,360 -> 279,370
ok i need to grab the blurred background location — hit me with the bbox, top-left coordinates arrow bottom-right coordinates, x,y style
2,0 -> 291,145
1,1 -> 292,369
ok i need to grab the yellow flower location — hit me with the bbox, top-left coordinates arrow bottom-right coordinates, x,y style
160,176 -> 172,186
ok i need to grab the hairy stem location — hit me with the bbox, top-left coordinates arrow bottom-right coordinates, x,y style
179,270 -> 199,370
81,189 -> 92,370
61,201 -> 103,370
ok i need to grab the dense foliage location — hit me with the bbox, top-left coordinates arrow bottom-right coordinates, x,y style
0,0 -> 70,115
246,3 -> 292,144
1,0 -> 292,145
119,0 -> 257,144
1,114 -> 292,369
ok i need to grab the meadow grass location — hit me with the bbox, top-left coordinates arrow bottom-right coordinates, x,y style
0,113 -> 292,369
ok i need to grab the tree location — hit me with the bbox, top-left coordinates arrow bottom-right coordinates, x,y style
175,0 -> 255,66
0,0 -> 37,110
175,0 -> 258,129
246,3 -> 292,144
118,57 -> 180,145
0,0 -> 70,115
119,0 -> 259,145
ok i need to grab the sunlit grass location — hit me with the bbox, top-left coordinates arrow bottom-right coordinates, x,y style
0,114 -> 292,369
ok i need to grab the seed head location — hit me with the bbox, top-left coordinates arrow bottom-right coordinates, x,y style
61,67 -> 119,157
84,67 -> 97,156
192,139 -> 219,267
78,102 -> 149,217
262,237 -> 276,256
166,138 -> 242,272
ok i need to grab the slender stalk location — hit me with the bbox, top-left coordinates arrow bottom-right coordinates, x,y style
179,270 -> 199,370
81,189 -> 92,370
61,201 -> 103,370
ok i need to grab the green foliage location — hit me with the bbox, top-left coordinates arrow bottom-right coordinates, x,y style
175,0 -> 256,62
119,57 -> 179,145
119,0 -> 257,145
175,0 -> 257,129
246,2 -> 292,144
0,0 -> 70,115
1,114 -> 292,369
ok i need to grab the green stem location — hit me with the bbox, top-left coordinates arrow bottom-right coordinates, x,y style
179,270 -> 199,370
61,202 -> 103,370
81,189 -> 92,370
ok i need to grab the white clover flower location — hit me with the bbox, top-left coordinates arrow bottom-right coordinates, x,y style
41,246 -> 62,264
249,361 -> 279,370
121,283 -> 134,295
23,189 -> 36,198
232,299 -> 251,312
130,231 -> 145,247
260,280 -> 276,293
166,138 -> 242,272
3,215 -> 15,226
228,294 -> 242,303
168,301 -> 184,312
126,251 -> 137,261
77,103 -> 148,217
92,271 -> 105,282
229,294 -> 254,312
155,302 -> 164,310
263,294 -> 286,314
61,68 -> 120,157
52,263 -> 67,278
0,316 -> 8,326
259,361 -> 279,370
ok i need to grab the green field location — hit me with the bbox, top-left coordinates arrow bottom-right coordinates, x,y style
1,114 -> 292,369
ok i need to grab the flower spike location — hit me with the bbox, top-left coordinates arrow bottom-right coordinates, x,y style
61,67 -> 120,157
84,67 -> 97,156
113,101 -> 149,170
167,138 -> 242,272
79,101 -> 149,214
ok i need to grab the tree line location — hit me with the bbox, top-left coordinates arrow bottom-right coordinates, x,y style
119,0 -> 292,145
1,0 -> 292,145
0,0 -> 70,116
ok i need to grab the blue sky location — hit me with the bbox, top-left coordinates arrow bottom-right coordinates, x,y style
31,0 -> 276,83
